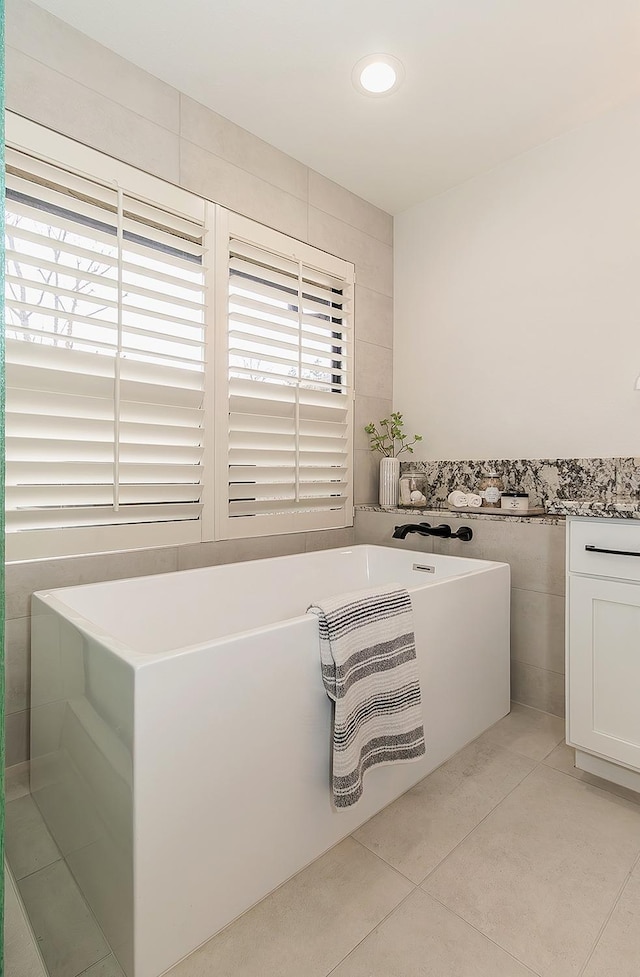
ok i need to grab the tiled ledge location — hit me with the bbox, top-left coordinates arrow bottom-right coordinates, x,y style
355,505 -> 565,526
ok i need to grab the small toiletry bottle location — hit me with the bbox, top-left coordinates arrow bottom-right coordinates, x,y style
478,470 -> 503,508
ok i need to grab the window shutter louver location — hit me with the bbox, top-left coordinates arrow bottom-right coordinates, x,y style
5,145 -> 209,560
215,212 -> 354,539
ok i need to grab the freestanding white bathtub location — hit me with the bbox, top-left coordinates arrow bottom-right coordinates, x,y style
30,544 -> 510,977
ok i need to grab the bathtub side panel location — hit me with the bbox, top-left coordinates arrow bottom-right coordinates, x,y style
133,562 -> 510,977
133,619 -> 332,977
414,564 -> 511,763
30,596 -> 135,976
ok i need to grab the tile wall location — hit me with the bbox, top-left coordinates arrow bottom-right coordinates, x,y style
355,509 -> 566,717
4,0 -> 393,764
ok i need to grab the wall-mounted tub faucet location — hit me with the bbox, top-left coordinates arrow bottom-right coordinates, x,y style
392,522 -> 473,542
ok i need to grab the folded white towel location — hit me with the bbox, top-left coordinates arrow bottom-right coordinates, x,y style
466,493 -> 482,507
448,490 -> 468,508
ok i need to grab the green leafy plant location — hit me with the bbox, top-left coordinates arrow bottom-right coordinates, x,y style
364,412 -> 423,457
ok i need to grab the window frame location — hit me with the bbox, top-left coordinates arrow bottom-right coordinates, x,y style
213,207 -> 355,541
4,113 -> 215,563
4,115 -> 355,562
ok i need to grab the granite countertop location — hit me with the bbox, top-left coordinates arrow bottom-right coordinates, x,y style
545,501 -> 640,518
355,505 -> 565,526
357,501 -> 640,524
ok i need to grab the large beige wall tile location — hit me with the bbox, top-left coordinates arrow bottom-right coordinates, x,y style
6,762 -> 30,802
511,588 -> 565,673
304,528 -> 356,552
356,341 -> 393,400
180,96 -> 307,200
308,208 -> 393,295
6,617 -> 30,715
176,533 -> 308,571
354,396 -> 393,451
308,171 -> 392,245
354,450 -> 380,506
180,139 -> 307,240
424,765 -> 640,977
432,519 -> 566,595
6,48 -> 180,184
511,660 -> 565,718
7,0 -> 179,131
5,547 -> 178,620
354,509 -> 434,552
355,285 -> 393,349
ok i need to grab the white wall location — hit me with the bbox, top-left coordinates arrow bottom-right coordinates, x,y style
394,97 -> 640,460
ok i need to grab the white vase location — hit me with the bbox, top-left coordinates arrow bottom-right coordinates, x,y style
379,457 -> 400,508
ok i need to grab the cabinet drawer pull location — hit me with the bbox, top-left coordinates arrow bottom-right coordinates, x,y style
585,544 -> 640,558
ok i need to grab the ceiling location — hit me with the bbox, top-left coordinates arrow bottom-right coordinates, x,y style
31,0 -> 640,214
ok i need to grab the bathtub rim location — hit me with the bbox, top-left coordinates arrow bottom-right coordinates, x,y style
31,544 -> 510,668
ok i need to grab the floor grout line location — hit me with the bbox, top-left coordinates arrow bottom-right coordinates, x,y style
5,858 -> 49,977
350,735 -> 544,886
576,850 -> 640,977
415,758 -> 543,889
323,886 -> 418,977
481,735 -> 564,765
540,757 -> 640,806
9,853 -> 64,885
312,720 -> 567,975
6,794 -> 118,977
74,949 -> 116,977
349,833 -> 419,887
9,705 -> 640,977
425,888 -> 544,977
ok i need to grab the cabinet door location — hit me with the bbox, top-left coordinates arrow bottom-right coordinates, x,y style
568,575 -> 640,771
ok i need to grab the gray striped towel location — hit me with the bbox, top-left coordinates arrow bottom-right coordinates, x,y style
308,584 -> 426,808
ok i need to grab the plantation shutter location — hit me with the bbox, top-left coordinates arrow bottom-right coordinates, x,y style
215,211 -> 354,539
5,145 -> 209,560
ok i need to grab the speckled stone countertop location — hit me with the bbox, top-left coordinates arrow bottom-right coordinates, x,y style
398,457 -> 640,511
356,505 -> 565,526
359,458 -> 640,524
546,501 -> 640,518
358,501 -> 640,523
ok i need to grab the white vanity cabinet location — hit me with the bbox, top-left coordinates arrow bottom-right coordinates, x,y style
567,517 -> 640,792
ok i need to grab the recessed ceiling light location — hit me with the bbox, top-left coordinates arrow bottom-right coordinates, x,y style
352,54 -> 404,97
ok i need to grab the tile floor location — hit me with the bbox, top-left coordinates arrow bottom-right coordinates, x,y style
5,703 -> 640,977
